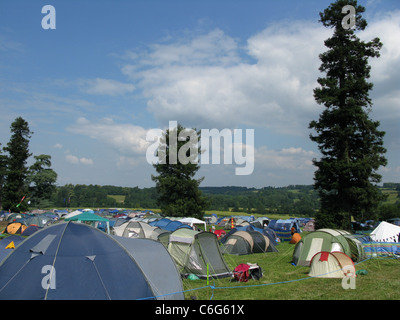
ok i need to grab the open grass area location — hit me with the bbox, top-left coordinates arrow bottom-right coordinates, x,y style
182,241 -> 400,300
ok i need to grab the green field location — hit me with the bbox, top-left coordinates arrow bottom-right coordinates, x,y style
181,240 -> 400,300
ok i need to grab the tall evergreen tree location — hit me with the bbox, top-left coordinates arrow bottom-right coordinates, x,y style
151,123 -> 207,219
309,0 -> 387,229
2,117 -> 33,212
28,154 -> 58,207
0,144 -> 7,210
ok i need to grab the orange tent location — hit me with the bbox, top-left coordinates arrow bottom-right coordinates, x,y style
290,232 -> 302,244
3,222 -> 27,235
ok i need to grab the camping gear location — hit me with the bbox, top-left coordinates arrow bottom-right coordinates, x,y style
0,222 -> 184,300
369,221 -> 400,242
220,229 -> 278,255
233,264 -> 250,282
232,263 -> 263,282
214,229 -> 226,239
292,229 -> 366,266
308,251 -> 356,278
167,228 -> 231,279
290,233 -> 302,244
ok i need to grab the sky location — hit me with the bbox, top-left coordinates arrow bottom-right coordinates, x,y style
0,0 -> 399,189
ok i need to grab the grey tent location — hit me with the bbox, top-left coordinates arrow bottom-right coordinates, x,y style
113,220 -> 166,241
220,229 -> 277,255
167,228 -> 231,279
0,222 -> 183,300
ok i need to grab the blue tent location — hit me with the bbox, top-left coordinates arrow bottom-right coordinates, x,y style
0,222 -> 183,300
149,218 -> 192,232
0,235 -> 25,263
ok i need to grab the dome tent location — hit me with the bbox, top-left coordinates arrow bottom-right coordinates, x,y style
167,228 -> 231,279
308,251 -> 356,279
113,220 -> 167,241
0,222 -> 183,300
220,229 -> 278,255
292,229 -> 366,266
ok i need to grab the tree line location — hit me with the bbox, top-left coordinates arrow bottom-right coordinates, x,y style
48,184 -> 320,216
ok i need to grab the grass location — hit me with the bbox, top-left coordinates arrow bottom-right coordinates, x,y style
181,241 -> 400,300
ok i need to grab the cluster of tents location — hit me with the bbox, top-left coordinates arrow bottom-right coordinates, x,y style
1,206 -> 399,299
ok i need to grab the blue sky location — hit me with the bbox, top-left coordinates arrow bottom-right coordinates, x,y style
1,0 -> 399,188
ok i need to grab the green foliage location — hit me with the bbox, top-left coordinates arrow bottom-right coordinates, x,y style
151,123 -> 207,219
28,154 -> 57,207
309,0 -> 387,229
2,117 -> 33,212
203,185 -> 320,216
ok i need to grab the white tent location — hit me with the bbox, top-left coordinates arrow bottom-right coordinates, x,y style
63,210 -> 83,220
370,221 -> 400,242
178,217 -> 207,230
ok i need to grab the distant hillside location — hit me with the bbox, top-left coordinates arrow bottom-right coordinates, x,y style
47,183 -> 399,218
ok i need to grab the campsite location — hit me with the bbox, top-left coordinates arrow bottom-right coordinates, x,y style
0,209 -> 399,300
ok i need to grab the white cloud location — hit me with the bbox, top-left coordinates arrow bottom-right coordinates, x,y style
121,23 -> 331,134
255,146 -> 316,171
65,154 -> 79,164
80,157 -> 94,165
65,154 -> 94,165
78,78 -> 135,96
67,117 -> 150,157
54,143 -> 63,149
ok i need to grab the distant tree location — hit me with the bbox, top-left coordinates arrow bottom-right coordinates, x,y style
2,117 -> 33,212
151,123 -> 207,219
309,0 -> 387,229
28,154 -> 58,207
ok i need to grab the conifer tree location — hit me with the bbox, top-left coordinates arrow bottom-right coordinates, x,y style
309,0 -> 387,229
2,117 -> 33,212
151,123 -> 207,219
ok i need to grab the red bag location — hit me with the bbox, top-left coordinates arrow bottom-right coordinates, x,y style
233,264 -> 250,282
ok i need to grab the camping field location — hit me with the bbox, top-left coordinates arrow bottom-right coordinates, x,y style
181,240 -> 400,300
1,220 -> 399,300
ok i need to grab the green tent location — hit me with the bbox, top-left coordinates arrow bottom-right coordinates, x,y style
167,228 -> 231,279
292,229 -> 366,266
65,212 -> 110,234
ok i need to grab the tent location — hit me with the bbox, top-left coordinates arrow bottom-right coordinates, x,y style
65,211 -> 110,234
308,251 -> 356,278
369,221 -> 400,242
0,222 -> 183,300
303,219 -> 316,232
179,217 -> 207,230
149,218 -> 192,232
268,219 -> 301,241
167,228 -> 231,279
251,217 -> 270,229
21,225 -> 42,236
220,229 -> 278,255
113,220 -> 167,241
2,222 -> 27,235
63,210 -> 83,219
292,229 -> 366,266
0,235 -> 25,263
